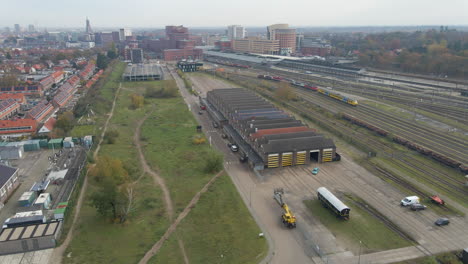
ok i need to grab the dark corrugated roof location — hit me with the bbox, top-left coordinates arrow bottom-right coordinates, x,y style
234,112 -> 287,120
262,136 -> 335,154
237,108 -> 278,114
252,121 -> 303,130
0,164 -> 18,188
246,117 -> 296,125
258,131 -> 318,145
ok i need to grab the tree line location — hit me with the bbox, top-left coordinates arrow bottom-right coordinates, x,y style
330,28 -> 468,78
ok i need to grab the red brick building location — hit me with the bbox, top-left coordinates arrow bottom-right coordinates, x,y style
275,29 -> 296,54
0,94 -> 25,104
214,40 -> 232,51
164,48 -> 203,61
300,46 -> 331,57
142,25 -> 203,61
166,25 -> 189,41
0,119 -> 37,135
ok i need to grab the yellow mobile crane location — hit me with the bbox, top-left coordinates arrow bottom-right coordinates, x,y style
273,188 -> 297,228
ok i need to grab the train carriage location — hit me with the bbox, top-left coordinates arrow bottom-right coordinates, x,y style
317,88 -> 358,106
317,187 -> 351,219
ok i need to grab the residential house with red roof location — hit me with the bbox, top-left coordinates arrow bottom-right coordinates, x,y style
0,119 -> 37,135
26,101 -> 54,122
38,117 -> 56,134
0,99 -> 20,120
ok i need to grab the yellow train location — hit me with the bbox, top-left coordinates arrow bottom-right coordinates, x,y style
317,88 -> 358,106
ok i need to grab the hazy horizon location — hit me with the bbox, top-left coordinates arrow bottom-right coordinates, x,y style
2,0 -> 467,29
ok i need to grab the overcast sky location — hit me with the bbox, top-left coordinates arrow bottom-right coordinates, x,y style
2,0 -> 467,28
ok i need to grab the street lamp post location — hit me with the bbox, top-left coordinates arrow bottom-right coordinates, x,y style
358,240 -> 362,264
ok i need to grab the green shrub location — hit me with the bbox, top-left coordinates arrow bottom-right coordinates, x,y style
204,152 -> 223,173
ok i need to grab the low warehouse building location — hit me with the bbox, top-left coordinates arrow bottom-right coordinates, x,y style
123,63 -> 163,81
206,88 -> 337,169
0,164 -> 19,205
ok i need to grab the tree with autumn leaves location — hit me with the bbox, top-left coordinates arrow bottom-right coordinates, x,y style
89,156 -> 135,223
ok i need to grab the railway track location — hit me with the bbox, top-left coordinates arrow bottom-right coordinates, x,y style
351,199 -> 417,243
394,157 -> 468,199
260,66 -> 468,106
225,73 -> 467,165
373,166 -> 452,213
209,71 -> 468,209
285,86 -> 468,166
255,66 -> 468,125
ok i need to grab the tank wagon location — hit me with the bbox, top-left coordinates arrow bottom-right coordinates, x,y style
317,187 -> 351,219
317,88 -> 358,106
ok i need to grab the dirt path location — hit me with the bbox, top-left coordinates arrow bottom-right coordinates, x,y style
133,110 -> 174,220
178,239 -> 190,264
138,170 -> 224,264
49,82 -> 122,264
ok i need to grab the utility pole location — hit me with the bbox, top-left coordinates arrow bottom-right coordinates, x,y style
358,240 -> 362,264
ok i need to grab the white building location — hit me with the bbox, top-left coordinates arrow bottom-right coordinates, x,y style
227,25 -> 246,40
119,28 -> 132,41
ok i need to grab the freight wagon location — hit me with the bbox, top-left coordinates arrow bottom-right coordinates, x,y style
317,187 -> 351,219
317,88 -> 358,106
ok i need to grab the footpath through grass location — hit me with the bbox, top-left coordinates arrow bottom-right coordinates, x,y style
65,78 -> 266,263
150,172 -> 267,264
65,76 -> 171,264
304,198 -> 412,254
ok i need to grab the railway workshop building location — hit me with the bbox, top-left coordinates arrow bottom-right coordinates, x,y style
204,88 -> 337,169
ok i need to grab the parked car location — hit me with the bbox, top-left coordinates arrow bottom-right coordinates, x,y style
239,155 -> 248,163
311,167 -> 319,175
221,134 -> 228,139
230,144 -> 238,152
212,122 -> 219,128
434,218 -> 450,226
198,111 -> 203,115
410,203 -> 427,211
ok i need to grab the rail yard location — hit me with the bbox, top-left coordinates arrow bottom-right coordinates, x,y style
175,54 -> 468,263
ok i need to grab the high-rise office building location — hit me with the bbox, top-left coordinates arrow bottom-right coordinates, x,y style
28,24 -> 35,33
14,24 -> 20,33
227,25 -> 246,40
267,24 -> 296,55
267,24 -> 288,41
119,28 -> 132,41
86,17 -> 93,34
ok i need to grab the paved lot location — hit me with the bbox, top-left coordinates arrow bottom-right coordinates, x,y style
0,147 -> 86,264
0,150 -> 54,226
0,249 -> 53,264
178,70 -> 468,264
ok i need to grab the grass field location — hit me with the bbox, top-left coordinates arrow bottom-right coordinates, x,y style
304,198 -> 412,254
150,173 -> 268,264
65,77 -> 267,263
395,251 -> 464,264
139,94 -> 217,213
64,175 -> 169,264
65,77 -> 170,264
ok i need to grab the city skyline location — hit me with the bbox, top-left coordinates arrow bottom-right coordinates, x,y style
2,0 -> 467,28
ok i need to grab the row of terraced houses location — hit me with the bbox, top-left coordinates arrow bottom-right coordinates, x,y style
0,62 -> 99,136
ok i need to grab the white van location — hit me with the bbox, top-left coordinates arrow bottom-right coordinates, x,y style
401,196 -> 420,206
